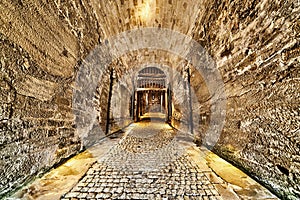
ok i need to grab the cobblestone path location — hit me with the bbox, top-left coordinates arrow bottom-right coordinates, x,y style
61,121 -> 223,199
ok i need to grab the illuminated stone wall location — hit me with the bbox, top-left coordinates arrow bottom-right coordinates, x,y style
192,1 -> 299,198
0,0 -> 299,198
0,33 -> 81,196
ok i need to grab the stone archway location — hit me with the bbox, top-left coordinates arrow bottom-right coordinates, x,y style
133,67 -> 169,121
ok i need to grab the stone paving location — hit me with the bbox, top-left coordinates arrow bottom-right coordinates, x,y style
9,116 -> 279,200
61,120 -> 223,199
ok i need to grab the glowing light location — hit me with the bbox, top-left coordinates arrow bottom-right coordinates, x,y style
138,0 -> 155,22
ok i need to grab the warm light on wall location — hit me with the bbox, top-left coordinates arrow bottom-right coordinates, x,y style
138,0 -> 155,22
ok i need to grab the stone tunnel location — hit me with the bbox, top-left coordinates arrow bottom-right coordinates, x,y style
0,0 -> 299,199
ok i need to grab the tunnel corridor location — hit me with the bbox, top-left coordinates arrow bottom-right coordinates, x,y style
0,0 -> 299,199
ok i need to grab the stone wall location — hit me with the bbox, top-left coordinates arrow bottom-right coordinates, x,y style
0,0 -> 299,198
95,69 -> 132,135
192,0 -> 300,198
109,82 -> 132,133
0,0 -> 101,196
170,67 -> 211,140
0,33 -> 81,197
94,69 -> 112,136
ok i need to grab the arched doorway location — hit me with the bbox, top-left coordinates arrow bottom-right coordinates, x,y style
133,67 -> 169,121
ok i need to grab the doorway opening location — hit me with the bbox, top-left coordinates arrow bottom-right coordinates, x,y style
132,67 -> 171,122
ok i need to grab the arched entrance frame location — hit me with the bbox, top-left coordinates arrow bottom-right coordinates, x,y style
132,65 -> 171,122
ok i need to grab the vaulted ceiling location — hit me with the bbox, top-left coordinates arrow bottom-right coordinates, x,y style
0,0 -> 299,198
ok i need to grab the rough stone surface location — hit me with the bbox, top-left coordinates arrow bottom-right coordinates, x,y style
191,0 -> 300,198
0,34 -> 82,197
62,156 -> 222,200
61,122 -> 223,200
0,0 -> 299,199
8,120 -> 278,200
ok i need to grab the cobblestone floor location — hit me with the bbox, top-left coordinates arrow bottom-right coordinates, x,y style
10,116 -> 278,200
61,120 -> 223,200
